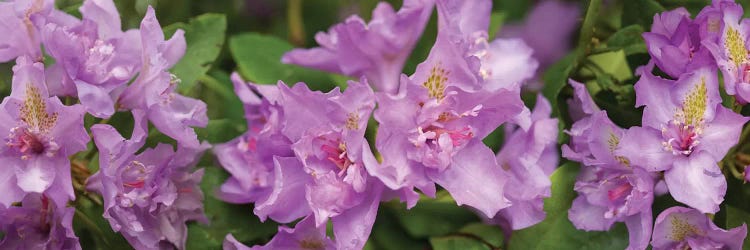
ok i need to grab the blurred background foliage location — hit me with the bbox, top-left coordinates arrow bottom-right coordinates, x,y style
3,0 -> 750,249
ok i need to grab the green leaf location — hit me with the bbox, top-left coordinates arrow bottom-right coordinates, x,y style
186,166 -> 278,249
622,0 -> 665,28
541,53 -> 575,143
229,32 -> 335,91
368,206 -> 429,250
606,25 -> 647,56
73,196 -> 132,250
457,223 -> 505,247
722,205 -> 750,248
587,50 -> 633,82
508,163 -> 630,250
542,54 -> 576,116
163,13 -> 227,92
488,12 -> 506,40
389,191 -> 479,238
195,119 -> 245,144
429,236 -> 492,250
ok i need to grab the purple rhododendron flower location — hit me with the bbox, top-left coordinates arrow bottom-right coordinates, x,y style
701,0 -> 750,102
488,96 -> 558,230
282,0 -> 434,93
214,73 -> 291,204
275,79 -> 384,250
223,216 -> 334,250
651,206 -> 747,250
0,194 -> 81,250
367,0 -> 531,218
563,80 -> 655,250
42,0 -> 141,117
497,0 -> 580,89
217,74 -> 387,249
117,6 -> 207,149
0,0 -> 70,63
0,56 -> 89,207
617,62 -> 747,213
569,167 -> 654,250
87,110 -> 208,249
215,75 -> 313,225
642,7 -> 715,79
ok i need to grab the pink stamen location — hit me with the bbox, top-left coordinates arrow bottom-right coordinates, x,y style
607,183 -> 633,202
320,140 -> 351,172
123,180 -> 145,189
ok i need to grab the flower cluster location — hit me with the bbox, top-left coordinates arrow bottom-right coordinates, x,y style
0,0 -> 209,249
563,0 -> 750,249
217,0 -> 566,248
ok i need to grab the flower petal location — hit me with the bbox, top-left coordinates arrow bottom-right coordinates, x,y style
428,140 -> 510,217
664,152 -> 726,213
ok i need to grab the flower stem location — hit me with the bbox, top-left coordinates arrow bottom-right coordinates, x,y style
574,0 -> 602,69
288,0 -> 306,47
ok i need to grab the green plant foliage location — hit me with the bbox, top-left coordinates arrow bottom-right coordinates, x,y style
163,13 -> 227,92
229,32 -> 336,91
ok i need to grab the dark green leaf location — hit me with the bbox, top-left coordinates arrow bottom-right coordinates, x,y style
73,196 -> 132,250
229,32 -> 335,91
390,191 -> 479,238
542,54 -> 576,117
622,0 -> 665,28
456,223 -> 505,247
195,119 -> 245,144
430,235 -> 493,250
723,205 -> 750,248
367,206 -> 429,250
163,13 -> 227,92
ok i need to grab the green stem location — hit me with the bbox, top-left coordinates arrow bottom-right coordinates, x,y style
574,0 -> 602,70
287,0 -> 306,47
83,147 -> 98,161
736,124 -> 750,152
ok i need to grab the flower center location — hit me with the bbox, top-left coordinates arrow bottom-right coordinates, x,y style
662,80 -> 707,155
6,127 -> 58,159
408,106 -> 482,169
607,182 -> 633,204
661,121 -> 702,155
121,161 -> 150,189
601,175 -> 635,219
320,140 -> 352,173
